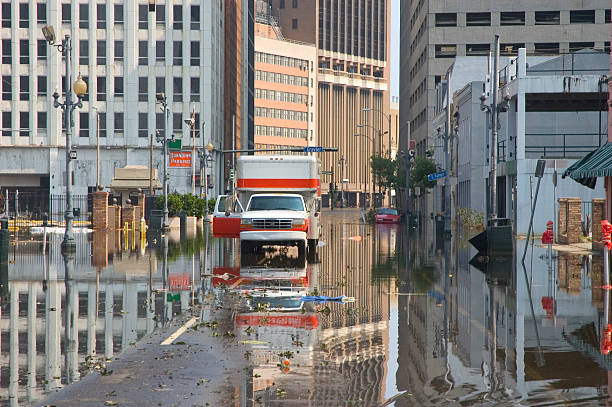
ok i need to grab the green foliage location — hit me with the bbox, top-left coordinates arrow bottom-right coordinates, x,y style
365,209 -> 377,224
207,198 -> 216,214
155,193 -> 213,218
456,207 -> 485,230
369,155 -> 406,191
410,156 -> 437,190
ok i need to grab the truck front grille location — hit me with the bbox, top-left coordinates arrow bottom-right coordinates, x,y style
252,219 -> 293,229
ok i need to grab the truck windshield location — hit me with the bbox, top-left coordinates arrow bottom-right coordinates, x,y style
248,196 -> 305,211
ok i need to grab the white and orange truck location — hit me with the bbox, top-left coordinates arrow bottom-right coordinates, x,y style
213,155 -> 322,255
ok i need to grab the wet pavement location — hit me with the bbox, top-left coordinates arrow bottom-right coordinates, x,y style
1,209 -> 612,406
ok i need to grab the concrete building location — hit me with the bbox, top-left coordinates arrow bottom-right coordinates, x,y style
0,0 -> 226,203
253,3 -> 317,153
400,0 -> 611,207
261,0 -> 391,207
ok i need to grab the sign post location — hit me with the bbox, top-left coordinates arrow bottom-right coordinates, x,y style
427,171 -> 446,182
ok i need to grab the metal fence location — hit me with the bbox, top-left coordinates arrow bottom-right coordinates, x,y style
0,191 -> 92,228
525,133 -> 600,159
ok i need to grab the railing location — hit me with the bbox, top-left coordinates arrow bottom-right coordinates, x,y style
0,192 -> 93,227
526,50 -> 608,75
525,133 -> 600,158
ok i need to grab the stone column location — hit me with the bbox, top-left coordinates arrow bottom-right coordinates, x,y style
566,198 -> 582,244
93,191 -> 109,230
593,198 -> 606,251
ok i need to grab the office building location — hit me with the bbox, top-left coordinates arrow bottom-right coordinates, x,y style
0,0 -> 225,200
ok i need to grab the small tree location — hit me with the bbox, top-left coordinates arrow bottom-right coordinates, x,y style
370,155 -> 406,192
409,156 -> 437,190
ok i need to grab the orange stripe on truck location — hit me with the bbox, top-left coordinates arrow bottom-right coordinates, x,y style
237,178 -> 320,189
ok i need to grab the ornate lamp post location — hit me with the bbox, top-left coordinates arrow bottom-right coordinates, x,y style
43,26 -> 86,251
155,93 -> 171,230
198,142 -> 214,217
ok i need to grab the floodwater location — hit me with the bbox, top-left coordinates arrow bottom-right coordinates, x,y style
1,209 -> 612,406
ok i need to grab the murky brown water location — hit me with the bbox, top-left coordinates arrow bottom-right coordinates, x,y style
1,209 -> 612,406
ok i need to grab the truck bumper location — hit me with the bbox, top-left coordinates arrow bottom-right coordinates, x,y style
240,230 -> 307,241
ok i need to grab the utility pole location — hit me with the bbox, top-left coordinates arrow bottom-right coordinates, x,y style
155,93 -> 170,230
93,108 -> 100,189
149,133 -> 153,195
489,34 -> 500,221
444,72 -> 452,237
339,156 -> 346,208
231,115 -> 236,196
191,107 -> 196,195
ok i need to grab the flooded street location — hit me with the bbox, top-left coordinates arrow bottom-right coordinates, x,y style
2,209 -> 612,406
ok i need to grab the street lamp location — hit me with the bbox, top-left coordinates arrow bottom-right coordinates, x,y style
198,142 -> 214,218
184,107 -> 197,195
338,156 -> 346,208
358,123 -> 388,208
44,26 -> 86,252
92,107 -> 101,189
363,107 -> 393,206
155,93 -> 171,230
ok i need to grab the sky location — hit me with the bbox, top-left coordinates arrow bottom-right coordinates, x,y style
390,0 -> 400,100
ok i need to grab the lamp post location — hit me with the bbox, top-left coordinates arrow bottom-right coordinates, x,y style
363,107 -> 393,206
155,93 -> 171,230
199,142 -> 214,217
354,132 -> 375,208
358,123 -> 388,208
338,156 -> 345,208
43,26 -> 86,251
92,107 -> 101,189
184,107 -> 197,196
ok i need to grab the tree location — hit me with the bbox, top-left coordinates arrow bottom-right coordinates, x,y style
370,155 -> 406,192
409,156 -> 437,190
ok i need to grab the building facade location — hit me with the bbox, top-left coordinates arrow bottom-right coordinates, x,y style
400,0 -> 611,195
262,0 -> 391,207
0,0 -> 225,199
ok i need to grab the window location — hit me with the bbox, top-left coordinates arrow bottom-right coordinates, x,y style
81,75 -> 89,101
61,3 -> 70,24
79,3 -> 88,28
114,77 -> 124,97
37,39 -> 47,60
37,3 -> 46,24
1,39 -> 10,64
606,9 -> 611,24
280,0 -> 285,8
173,41 -> 182,65
156,4 -> 165,25
19,39 -> 29,64
97,4 -> 106,29
534,42 -> 559,55
98,112 -> 106,137
97,76 -> 106,101
1,3 -> 10,27
97,40 -> 106,65
190,77 -> 200,102
435,13 -> 456,27
37,112 -> 46,131
138,77 -> 148,101
500,11 -> 525,25
138,4 -> 147,29
569,42 -> 594,52
190,41 -> 199,66
37,75 -> 46,96
292,18 -> 298,29
114,112 -> 124,135
2,75 -> 11,100
19,76 -> 29,100
79,112 -> 89,137
156,40 -> 165,62
605,42 -> 611,54
138,41 -> 148,65
114,4 -> 124,25
156,113 -> 165,137
156,77 -> 164,95
435,44 -> 456,58
535,11 -> 560,25
114,40 -> 124,62
138,113 -> 148,138
191,5 -> 200,29
173,112 -> 181,132
173,77 -> 182,102
466,43 -> 490,56
173,5 -> 182,29
570,10 -> 595,24
20,112 -> 29,136
19,3 -> 28,28
466,12 -> 490,26
293,0 -> 298,7
2,112 -> 11,136
79,40 -> 88,65
500,43 -> 524,56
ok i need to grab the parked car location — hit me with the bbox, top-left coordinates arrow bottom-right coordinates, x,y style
375,207 -> 400,224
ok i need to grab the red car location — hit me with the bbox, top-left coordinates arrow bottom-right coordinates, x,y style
375,208 -> 400,223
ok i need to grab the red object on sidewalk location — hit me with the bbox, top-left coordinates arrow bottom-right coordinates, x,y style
542,220 -> 554,244
602,220 -> 612,250
602,324 -> 612,355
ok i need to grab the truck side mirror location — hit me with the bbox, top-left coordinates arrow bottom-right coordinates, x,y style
225,209 -> 231,217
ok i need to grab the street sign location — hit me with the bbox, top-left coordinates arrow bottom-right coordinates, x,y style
169,151 -> 192,167
408,149 -> 415,159
303,146 -> 323,153
168,139 -> 182,150
321,171 -> 333,175
427,171 -> 446,181
409,140 -> 416,150
70,150 -> 77,160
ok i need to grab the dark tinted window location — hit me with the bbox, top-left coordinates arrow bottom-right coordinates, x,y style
570,10 -> 595,23
500,11 -> 525,25
466,12 -> 490,26
435,13 -> 456,27
535,11 -> 560,25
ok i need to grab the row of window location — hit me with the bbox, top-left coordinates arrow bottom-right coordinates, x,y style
1,110 -> 203,139
434,42 -> 608,58
0,38 -> 201,67
255,70 -> 309,87
434,10 -> 610,27
1,75 -> 202,103
255,107 -> 308,122
0,3 -> 202,31
255,125 -> 308,139
254,144 -> 306,156
255,51 -> 309,70
255,88 -> 308,105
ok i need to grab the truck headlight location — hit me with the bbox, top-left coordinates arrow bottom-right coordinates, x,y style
241,218 -> 252,226
292,219 -> 306,228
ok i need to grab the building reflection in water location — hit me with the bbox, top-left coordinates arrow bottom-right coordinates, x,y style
0,228 -> 210,406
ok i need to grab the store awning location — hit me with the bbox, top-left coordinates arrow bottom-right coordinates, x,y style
562,142 -> 612,189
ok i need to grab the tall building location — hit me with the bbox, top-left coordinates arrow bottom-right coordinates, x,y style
262,0 -> 391,207
0,0 -> 225,199
253,2 -> 317,153
400,1 -> 611,159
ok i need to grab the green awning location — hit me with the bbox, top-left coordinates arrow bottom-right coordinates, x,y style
562,142 -> 612,189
